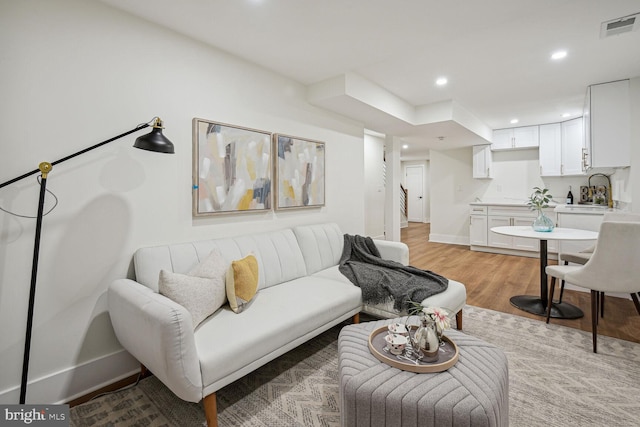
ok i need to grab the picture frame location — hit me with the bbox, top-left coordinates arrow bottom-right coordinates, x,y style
274,133 -> 325,210
192,118 -> 272,216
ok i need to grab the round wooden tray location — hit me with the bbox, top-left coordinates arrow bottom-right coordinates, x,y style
368,325 -> 459,373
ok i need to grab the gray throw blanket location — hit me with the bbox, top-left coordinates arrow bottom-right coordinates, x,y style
338,234 -> 448,312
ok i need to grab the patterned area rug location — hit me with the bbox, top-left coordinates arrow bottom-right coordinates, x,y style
70,305 -> 640,426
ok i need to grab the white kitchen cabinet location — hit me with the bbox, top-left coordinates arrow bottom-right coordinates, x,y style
556,210 -> 602,261
469,205 -> 488,246
539,123 -> 562,176
487,216 -> 514,248
469,204 -> 557,254
472,145 -> 492,179
584,80 -> 630,169
492,125 -> 539,150
561,117 -> 585,175
487,215 -> 539,251
539,118 -> 585,177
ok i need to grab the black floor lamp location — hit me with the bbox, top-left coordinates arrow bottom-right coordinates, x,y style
0,117 -> 175,404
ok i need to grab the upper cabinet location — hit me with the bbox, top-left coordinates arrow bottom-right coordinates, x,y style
492,125 -> 539,150
561,117 -> 586,175
540,118 -> 586,176
584,80 -> 630,169
472,144 -> 493,179
539,123 -> 562,176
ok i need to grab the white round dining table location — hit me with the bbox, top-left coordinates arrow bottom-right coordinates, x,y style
490,226 -> 598,319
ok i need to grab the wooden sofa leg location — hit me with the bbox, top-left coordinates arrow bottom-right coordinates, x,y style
203,393 -> 218,427
352,313 -> 360,324
455,309 -> 463,330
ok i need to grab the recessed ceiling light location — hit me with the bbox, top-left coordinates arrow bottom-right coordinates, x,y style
435,77 -> 448,86
402,144 -> 409,149
551,50 -> 567,60
562,113 -> 571,118
510,119 -> 519,124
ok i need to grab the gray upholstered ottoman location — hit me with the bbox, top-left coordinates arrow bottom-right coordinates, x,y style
339,317 -> 509,427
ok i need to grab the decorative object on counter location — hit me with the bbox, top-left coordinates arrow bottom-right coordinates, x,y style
527,187 -> 555,232
580,185 -> 590,203
587,173 -> 613,208
566,186 -> 574,205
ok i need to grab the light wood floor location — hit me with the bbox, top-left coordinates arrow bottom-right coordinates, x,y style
402,222 -> 640,344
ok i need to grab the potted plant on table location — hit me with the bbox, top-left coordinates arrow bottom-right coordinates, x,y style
527,187 -> 555,232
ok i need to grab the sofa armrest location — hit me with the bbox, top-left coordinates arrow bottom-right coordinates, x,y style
108,279 -> 203,402
373,239 -> 409,266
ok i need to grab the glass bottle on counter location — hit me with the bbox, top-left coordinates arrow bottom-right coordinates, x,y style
566,186 -> 574,205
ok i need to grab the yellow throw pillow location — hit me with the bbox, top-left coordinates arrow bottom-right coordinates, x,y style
226,254 -> 259,313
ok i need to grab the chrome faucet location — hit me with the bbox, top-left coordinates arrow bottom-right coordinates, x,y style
587,173 -> 613,208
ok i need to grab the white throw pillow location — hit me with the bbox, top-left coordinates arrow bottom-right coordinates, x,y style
158,250 -> 228,328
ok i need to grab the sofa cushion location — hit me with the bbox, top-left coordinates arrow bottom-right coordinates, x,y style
293,223 -> 344,275
158,270 -> 222,328
189,249 -> 229,288
194,275 -> 362,390
157,249 -> 229,327
134,228 -> 307,292
226,254 -> 259,313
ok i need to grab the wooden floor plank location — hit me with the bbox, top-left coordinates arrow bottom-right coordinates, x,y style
402,222 -> 640,344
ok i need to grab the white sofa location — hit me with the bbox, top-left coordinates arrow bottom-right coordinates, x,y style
108,222 -> 466,426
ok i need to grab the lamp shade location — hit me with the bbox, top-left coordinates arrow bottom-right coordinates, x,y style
134,118 -> 175,153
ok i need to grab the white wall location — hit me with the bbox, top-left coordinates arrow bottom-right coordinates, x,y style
0,0 -> 365,403
429,148 -> 477,245
364,133 -> 385,238
473,149 -> 589,205
630,76 -> 639,211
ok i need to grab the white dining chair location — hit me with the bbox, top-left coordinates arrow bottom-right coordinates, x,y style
546,218 -> 640,352
555,212 -> 640,317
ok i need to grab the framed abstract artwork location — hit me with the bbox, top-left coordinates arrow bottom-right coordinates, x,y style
192,118 -> 272,215
274,134 -> 325,210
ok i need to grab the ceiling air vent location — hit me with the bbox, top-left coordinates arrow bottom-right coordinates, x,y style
600,13 -> 640,38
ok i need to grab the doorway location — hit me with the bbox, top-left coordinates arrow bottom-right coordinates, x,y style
405,165 -> 425,222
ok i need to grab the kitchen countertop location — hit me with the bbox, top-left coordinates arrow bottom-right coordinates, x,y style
470,199 -> 558,208
554,204 -> 615,215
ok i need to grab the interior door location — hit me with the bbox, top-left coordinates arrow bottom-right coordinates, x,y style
405,165 -> 424,222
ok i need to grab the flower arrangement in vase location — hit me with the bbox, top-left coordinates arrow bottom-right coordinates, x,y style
527,187 -> 555,232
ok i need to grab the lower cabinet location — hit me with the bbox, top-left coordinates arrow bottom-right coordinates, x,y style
470,214 -> 488,246
470,204 -> 558,255
556,211 -> 602,261
487,216 -> 540,251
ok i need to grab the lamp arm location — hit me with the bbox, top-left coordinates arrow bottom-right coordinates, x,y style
0,123 -> 150,190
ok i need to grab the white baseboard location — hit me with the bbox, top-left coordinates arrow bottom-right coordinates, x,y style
470,245 -> 559,260
0,349 -> 139,404
428,233 -> 468,246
